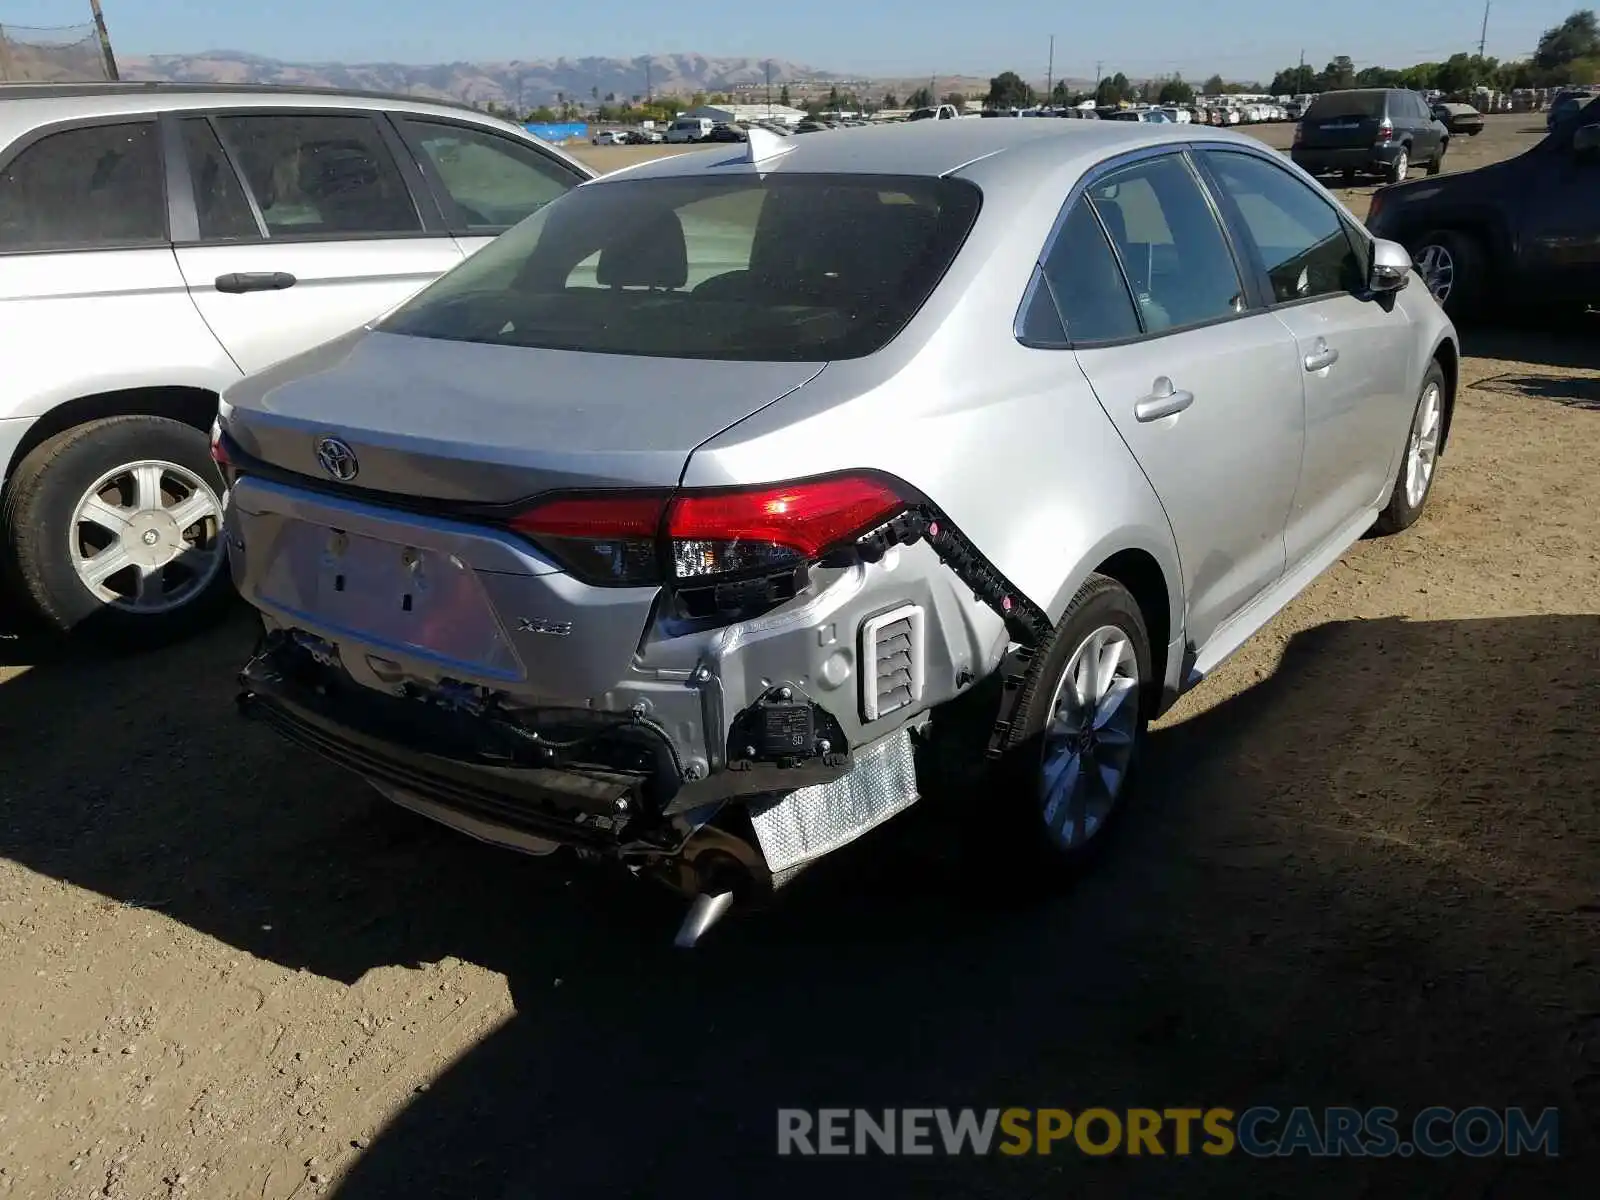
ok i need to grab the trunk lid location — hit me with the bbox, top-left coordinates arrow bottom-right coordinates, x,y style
222,328 -> 827,504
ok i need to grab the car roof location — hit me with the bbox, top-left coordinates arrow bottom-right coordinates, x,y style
591,119 -> 1273,186
0,81 -> 530,148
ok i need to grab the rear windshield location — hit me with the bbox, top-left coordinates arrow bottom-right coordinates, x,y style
378,173 -> 983,361
1304,91 -> 1388,119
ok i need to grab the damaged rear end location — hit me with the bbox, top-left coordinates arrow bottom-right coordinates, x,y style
220,164 -> 1021,944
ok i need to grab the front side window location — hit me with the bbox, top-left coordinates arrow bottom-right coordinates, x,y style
378,173 -> 982,361
398,119 -> 580,231
0,122 -> 164,251
214,114 -> 421,237
1201,150 -> 1364,303
1085,154 -> 1244,333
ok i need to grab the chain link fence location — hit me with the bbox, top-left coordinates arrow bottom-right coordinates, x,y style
0,23 -> 111,83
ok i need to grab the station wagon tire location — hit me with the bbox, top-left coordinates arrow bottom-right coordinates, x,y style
989,574 -> 1152,890
1427,139 -> 1446,175
1373,363 -> 1447,536
1,416 -> 233,642
1412,229 -> 1483,316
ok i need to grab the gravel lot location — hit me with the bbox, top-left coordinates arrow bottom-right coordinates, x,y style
1,114 -> 1596,1199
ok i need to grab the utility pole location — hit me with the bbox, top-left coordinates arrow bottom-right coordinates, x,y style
1046,34 -> 1054,106
645,60 -> 652,102
89,0 -> 120,81
1477,1 -> 1490,59
765,59 -> 772,115
1094,59 -> 1103,101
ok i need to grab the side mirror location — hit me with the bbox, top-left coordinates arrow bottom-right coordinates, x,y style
1574,124 -> 1600,158
1369,238 -> 1412,293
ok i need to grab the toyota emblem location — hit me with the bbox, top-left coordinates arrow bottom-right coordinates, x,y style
315,437 -> 359,482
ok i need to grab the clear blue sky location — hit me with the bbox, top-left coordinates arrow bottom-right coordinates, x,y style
0,0 -> 1575,80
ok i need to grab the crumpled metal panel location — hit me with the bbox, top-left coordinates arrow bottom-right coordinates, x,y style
750,730 -> 920,875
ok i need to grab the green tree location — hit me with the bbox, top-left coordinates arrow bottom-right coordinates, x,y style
1203,73 -> 1226,95
941,92 -> 967,112
1051,79 -> 1071,105
882,90 -> 897,108
1095,72 -> 1131,105
1157,76 -> 1195,104
780,84 -> 791,106
529,105 -> 557,123
828,84 -> 840,108
1535,9 -> 1599,74
1318,55 -> 1356,90
907,85 -> 935,108
986,70 -> 1032,109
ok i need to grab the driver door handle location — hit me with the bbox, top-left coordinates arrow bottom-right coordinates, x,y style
214,271 -> 297,294
1134,377 -> 1195,422
1304,338 -> 1340,372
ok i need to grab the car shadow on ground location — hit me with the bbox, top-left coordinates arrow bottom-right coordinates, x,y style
1457,317 -> 1600,374
0,612 -> 1596,1196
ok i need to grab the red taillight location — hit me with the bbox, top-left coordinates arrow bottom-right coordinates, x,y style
509,494 -> 667,585
209,420 -> 232,467
1377,118 -> 1394,142
668,476 -> 906,577
509,474 -> 910,586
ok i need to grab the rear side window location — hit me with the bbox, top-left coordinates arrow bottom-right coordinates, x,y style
1085,154 -> 1244,334
213,114 -> 421,237
1037,200 -> 1141,343
1201,151 -> 1365,303
378,173 -> 983,362
181,118 -> 259,241
1304,91 -> 1386,120
0,122 -> 165,251
397,119 -> 580,231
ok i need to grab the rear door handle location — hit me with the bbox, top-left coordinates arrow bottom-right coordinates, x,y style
1304,340 -> 1339,372
214,271 -> 297,294
1134,377 -> 1195,422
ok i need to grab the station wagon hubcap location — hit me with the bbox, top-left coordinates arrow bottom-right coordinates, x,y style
1405,383 -> 1443,509
70,460 -> 225,613
1415,243 -> 1455,303
1040,626 -> 1140,850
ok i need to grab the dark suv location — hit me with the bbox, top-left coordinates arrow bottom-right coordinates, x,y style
1291,88 -> 1448,184
1366,95 -> 1599,317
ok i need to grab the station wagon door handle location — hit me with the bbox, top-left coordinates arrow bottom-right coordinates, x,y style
1134,377 -> 1195,422
1304,341 -> 1340,372
214,271 -> 298,294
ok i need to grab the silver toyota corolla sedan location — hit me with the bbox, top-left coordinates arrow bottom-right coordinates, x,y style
216,120 -> 1458,944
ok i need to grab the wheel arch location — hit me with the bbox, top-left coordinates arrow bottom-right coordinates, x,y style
1092,547 -> 1174,713
4,386 -> 221,489
1430,336 -> 1460,456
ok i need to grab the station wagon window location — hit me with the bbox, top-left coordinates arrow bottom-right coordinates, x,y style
1200,150 -> 1365,303
0,121 -> 165,251
180,118 -> 259,241
1035,199 -> 1142,343
397,119 -> 582,231
1085,154 -> 1244,334
378,173 -> 983,361
213,114 -> 421,237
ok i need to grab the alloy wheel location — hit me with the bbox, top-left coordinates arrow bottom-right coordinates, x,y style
69,460 -> 225,613
1039,625 -> 1141,850
1415,243 -> 1455,303
1405,382 -> 1443,509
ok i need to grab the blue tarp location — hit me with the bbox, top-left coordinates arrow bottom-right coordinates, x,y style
525,122 -> 589,143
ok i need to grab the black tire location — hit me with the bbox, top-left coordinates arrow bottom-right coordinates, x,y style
986,574 -> 1153,891
1,415 -> 233,643
1427,139 -> 1447,175
1372,362 -> 1447,536
1413,227 -> 1485,318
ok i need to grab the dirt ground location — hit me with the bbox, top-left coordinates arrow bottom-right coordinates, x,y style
1,114 -> 1596,1199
